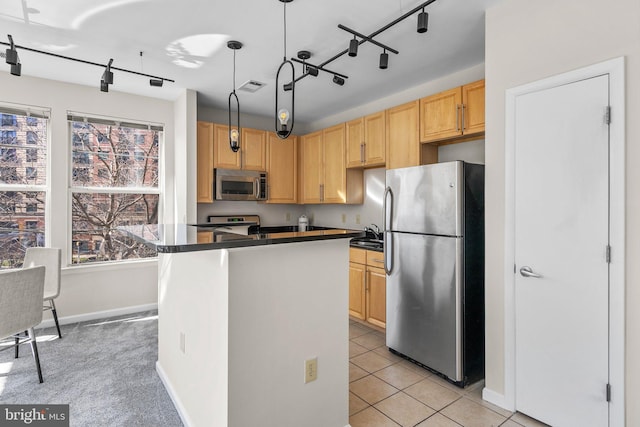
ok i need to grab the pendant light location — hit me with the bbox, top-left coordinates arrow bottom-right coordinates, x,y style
275,0 -> 295,139
227,40 -> 243,152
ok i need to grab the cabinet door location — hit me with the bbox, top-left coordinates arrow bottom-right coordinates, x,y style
197,121 -> 214,203
322,123 -> 346,204
346,118 -> 364,168
213,123 -> 241,169
241,128 -> 267,171
366,266 -> 386,329
462,79 -> 485,136
300,130 -> 323,203
266,133 -> 297,204
363,111 -> 386,166
349,262 -> 366,320
419,87 -> 462,142
386,101 -> 420,170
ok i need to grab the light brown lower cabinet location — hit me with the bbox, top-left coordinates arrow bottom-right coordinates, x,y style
349,248 -> 386,328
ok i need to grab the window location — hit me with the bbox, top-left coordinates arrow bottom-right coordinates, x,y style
68,114 -> 161,264
0,107 -> 48,268
27,131 -> 38,144
0,114 -> 17,127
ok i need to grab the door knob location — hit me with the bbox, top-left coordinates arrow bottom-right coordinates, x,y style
519,266 -> 542,278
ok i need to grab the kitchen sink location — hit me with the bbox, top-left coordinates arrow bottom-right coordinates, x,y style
350,238 -> 384,251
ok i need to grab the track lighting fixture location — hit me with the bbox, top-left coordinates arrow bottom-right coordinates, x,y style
1,38 -> 173,88
227,40 -> 243,153
417,8 -> 429,33
293,0 -> 435,86
5,35 -> 18,65
274,0 -> 295,139
348,37 -> 359,57
333,75 -> 345,86
379,50 -> 389,70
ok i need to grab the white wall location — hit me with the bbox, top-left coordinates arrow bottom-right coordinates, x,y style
484,0 -> 640,423
0,70 -> 185,322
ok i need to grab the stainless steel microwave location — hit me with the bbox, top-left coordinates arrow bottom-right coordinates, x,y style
215,169 -> 267,201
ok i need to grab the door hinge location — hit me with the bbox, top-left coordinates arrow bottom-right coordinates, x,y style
606,245 -> 611,263
605,106 -> 611,125
606,383 -> 611,402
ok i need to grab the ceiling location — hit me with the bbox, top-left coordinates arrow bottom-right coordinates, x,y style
0,0 -> 502,124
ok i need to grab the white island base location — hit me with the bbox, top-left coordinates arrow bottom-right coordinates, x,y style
155,239 -> 350,427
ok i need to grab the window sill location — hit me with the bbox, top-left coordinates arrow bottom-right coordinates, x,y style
62,258 -> 157,276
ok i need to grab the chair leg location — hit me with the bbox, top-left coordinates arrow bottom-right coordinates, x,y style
27,328 -> 43,384
50,300 -> 62,339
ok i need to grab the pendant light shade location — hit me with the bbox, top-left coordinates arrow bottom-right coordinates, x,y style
227,40 -> 243,152
275,0 -> 295,139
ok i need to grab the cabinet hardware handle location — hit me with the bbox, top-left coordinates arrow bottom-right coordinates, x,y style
461,104 -> 466,131
372,259 -> 384,263
320,184 -> 324,202
361,142 -> 365,163
456,104 -> 461,132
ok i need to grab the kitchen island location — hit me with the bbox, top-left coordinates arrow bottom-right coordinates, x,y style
125,224 -> 362,427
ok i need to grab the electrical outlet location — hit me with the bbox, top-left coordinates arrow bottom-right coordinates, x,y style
341,213 -> 346,224
305,358 -> 318,383
286,212 -> 291,222
180,332 -> 186,354
355,214 -> 361,225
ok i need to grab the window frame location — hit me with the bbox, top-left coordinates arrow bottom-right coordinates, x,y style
67,112 -> 163,267
0,104 -> 51,268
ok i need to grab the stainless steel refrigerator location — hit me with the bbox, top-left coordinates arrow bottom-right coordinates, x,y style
384,161 -> 484,386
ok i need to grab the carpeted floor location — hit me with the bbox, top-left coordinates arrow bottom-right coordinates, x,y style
0,310 -> 183,427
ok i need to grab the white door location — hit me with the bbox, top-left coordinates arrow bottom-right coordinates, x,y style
514,75 -> 609,426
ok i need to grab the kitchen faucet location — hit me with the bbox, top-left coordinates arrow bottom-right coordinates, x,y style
364,224 -> 382,240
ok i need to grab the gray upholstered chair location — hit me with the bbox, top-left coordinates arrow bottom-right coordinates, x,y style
24,247 -> 62,338
0,266 -> 46,383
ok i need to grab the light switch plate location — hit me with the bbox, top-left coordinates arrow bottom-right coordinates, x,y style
305,358 -> 317,383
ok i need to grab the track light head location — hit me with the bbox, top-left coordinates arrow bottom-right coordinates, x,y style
149,79 -> 163,87
102,58 -> 114,85
333,75 -> 345,86
348,37 -> 359,57
5,35 -> 18,65
10,60 -> 21,76
100,80 -> 109,92
283,82 -> 293,91
306,65 -> 318,77
379,51 -> 389,70
417,9 -> 429,33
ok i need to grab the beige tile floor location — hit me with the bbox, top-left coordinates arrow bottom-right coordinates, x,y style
348,319 -> 550,427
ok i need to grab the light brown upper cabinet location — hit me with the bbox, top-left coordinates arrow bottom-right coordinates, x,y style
213,124 -> 267,171
196,121 -> 214,203
346,111 -> 386,168
266,133 -> 297,204
300,124 -> 363,204
386,100 -> 431,170
419,79 -> 485,143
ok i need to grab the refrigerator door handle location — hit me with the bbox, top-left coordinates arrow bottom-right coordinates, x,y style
383,186 -> 394,275
384,187 -> 393,231
384,231 -> 393,275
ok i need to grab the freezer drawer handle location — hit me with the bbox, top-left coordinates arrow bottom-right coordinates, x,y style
519,266 -> 542,278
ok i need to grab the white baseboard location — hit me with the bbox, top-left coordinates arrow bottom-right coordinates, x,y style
482,387 -> 514,412
37,303 -> 158,330
156,361 -> 193,427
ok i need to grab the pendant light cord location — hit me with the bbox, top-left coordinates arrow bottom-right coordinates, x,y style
283,2 -> 287,60
232,48 -> 236,93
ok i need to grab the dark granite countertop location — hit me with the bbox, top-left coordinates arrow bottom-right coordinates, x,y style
119,224 -> 365,253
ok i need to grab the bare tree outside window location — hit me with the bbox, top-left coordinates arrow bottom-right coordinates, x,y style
0,110 -> 47,269
69,119 -> 161,264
